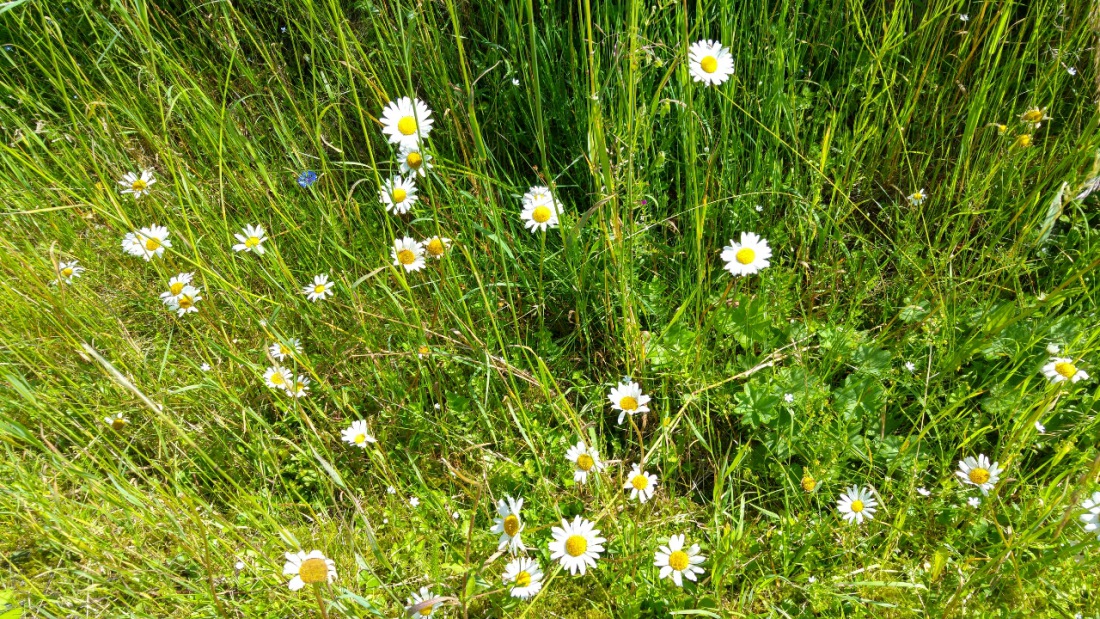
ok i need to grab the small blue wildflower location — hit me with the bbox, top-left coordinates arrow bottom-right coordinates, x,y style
297,170 -> 318,188
3,45 -> 13,52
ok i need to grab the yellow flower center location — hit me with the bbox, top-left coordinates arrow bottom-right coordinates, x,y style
354,433 -> 368,445
280,344 -> 292,356
735,247 -> 755,264
1015,134 -> 1032,148
631,474 -> 649,490
144,237 -> 161,251
419,604 -> 433,617
620,396 -> 639,411
170,282 -> 184,295
912,192 -> 923,201
398,116 -> 417,136
503,514 -> 520,537
1055,362 -> 1077,378
178,295 -> 193,309
131,179 -> 147,192
426,238 -> 445,256
406,152 -> 423,168
270,372 -> 286,386
576,453 -> 594,471
313,284 -> 326,294
245,236 -> 260,248
532,205 -> 552,223
668,550 -> 689,571
1022,109 -> 1043,122
417,345 -> 430,356
298,557 -> 329,584
700,55 -> 718,73
293,381 -> 306,393
397,249 -> 417,265
801,476 -> 816,492
392,188 -> 407,203
565,534 -> 588,557
968,468 -> 990,485
850,500 -> 864,513
111,417 -> 127,430
514,570 -> 531,587
61,267 -> 73,277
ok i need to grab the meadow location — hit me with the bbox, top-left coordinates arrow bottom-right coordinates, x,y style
2,0 -> 1100,616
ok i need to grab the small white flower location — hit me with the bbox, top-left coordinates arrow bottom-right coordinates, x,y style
907,189 -> 927,206
623,464 -> 657,503
917,487 -> 931,497
1067,66 -> 1077,76
282,550 -> 336,591
303,274 -> 335,302
837,485 -> 878,525
270,338 -> 303,361
387,486 -> 396,494
688,39 -> 734,86
234,560 -> 245,571
398,145 -> 432,177
955,454 -> 1002,494
548,516 -> 605,575
959,13 -> 969,21
409,496 -> 420,508
490,496 -> 526,554
754,204 -> 763,212
341,420 -> 376,448
967,496 -> 981,508
166,285 -> 202,316
511,78 -> 520,86
405,586 -> 440,617
1046,342 -> 1061,355
720,232 -> 772,276
503,557 -> 543,599
380,96 -> 434,149
392,236 -> 426,272
286,375 -> 311,398
653,534 -> 706,587
1080,491 -> 1100,538
565,441 -> 605,484
608,380 -> 651,424
808,576 -> 817,583
104,412 -> 129,430
784,393 -> 794,403
118,169 -> 156,199
452,511 -> 460,520
263,366 -> 293,390
232,224 -> 268,255
1035,420 -> 1046,433
160,272 -> 194,305
200,363 -> 211,372
380,175 -> 418,215
904,361 -> 916,372
1042,357 -> 1089,383
55,260 -> 85,284
122,225 -> 171,260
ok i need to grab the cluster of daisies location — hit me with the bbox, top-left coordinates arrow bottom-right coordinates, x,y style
263,338 -> 311,398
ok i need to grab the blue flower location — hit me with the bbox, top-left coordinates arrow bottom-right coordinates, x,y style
297,170 -> 318,188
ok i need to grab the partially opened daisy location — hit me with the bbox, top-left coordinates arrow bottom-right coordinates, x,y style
380,175 -> 418,215
303,274 -> 334,302
269,338 -> 303,361
232,224 -> 267,255
104,412 -> 128,430
688,40 -> 734,86
399,144 -> 432,177
608,380 -> 650,424
392,237 -> 426,272
286,374 -> 311,398
118,169 -> 156,199
837,485 -> 877,525
55,260 -> 84,284
421,236 -> 451,259
380,96 -> 434,149
720,232 -> 771,276
503,557 -> 543,600
565,441 -> 605,484
1080,491 -> 1100,539
907,189 -> 927,206
490,496 -> 525,553
160,272 -> 194,305
341,420 -> 376,448
282,550 -> 336,591
1042,357 -> 1089,383
406,586 -> 440,617
1021,107 -> 1050,127
624,464 -> 657,503
955,454 -> 1002,494
548,516 -> 605,575
654,534 -> 706,587
122,225 -> 171,261
166,285 -> 202,316
263,366 -> 293,390
520,198 -> 559,232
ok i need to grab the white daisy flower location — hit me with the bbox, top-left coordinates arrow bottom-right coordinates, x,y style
282,550 -> 336,591
967,496 -> 981,508
548,516 -> 605,575
521,185 -> 557,208
380,175 -> 418,215
104,412 -> 128,430
380,96 -> 434,149
1079,491 -> 1100,538
286,374 -> 311,398
1046,343 -> 1061,355
232,224 -> 267,255
688,40 -> 734,86
166,285 -> 202,316
653,534 -> 705,587
565,441 -> 605,484
392,237 -> 426,272
907,189 -> 927,206
55,260 -> 85,284
341,420 -> 376,448
398,145 -> 433,177
955,454 -> 1002,494
608,380 -> 651,424
623,464 -> 657,503
490,496 -> 525,554
1042,357 -> 1089,383
405,586 -> 440,617
502,557 -> 543,600
122,225 -> 171,261
303,274 -> 335,302
263,366 -> 293,390
160,272 -> 195,305
118,169 -> 156,199
837,485 -> 878,525
520,199 -> 559,232
720,232 -> 772,276
421,236 -> 452,259
270,338 -> 303,361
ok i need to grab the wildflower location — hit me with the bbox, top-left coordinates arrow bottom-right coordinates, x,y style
522,185 -> 555,208
264,366 -> 293,390
520,189 -> 560,232
808,576 -> 817,583
282,550 -> 336,590
503,557 -> 543,600
1046,343 -> 1061,355
959,13 -> 969,21
1013,134 -> 1033,148
1067,66 -> 1077,76
548,516 -> 605,575
387,486 -> 396,494
270,338 -> 303,361
907,189 -> 927,206
303,274 -> 334,302
837,485 -> 878,525
720,232 -> 772,276
118,169 -> 156,199
904,361 -> 916,372
1042,357 -> 1089,383
166,285 -> 202,316
624,464 -> 657,503
917,487 -> 931,497
955,454 -> 1002,494
784,393 -> 794,403
286,374 -> 310,398
754,204 -> 763,212
297,170 -> 318,187
511,78 -> 520,86
1035,420 -> 1046,433
55,260 -> 85,284
1080,491 -> 1100,538
608,380 -> 651,424
687,40 -> 734,86
160,273 -> 194,305
200,363 -> 211,372
565,441 -> 605,484
406,586 -> 439,617
421,236 -> 451,259
417,345 -> 430,358
380,175 -> 418,215
409,496 -> 420,508
967,496 -> 981,508
122,225 -> 171,261
232,224 -> 267,255
398,145 -> 432,177
380,96 -> 434,149
1021,107 -> 1049,127
392,237 -> 426,272
490,496 -> 525,553
104,413 -> 128,430
341,420 -> 376,448
234,560 -> 245,571
989,123 -> 1007,135
654,534 -> 705,587
801,474 -> 816,492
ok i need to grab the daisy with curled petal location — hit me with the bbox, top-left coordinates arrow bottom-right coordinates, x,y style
341,420 -> 376,448
503,557 -> 543,600
118,169 -> 156,199
270,338 -> 303,361
380,96 -> 434,149
303,274 -> 334,302
104,412 -> 128,430
264,366 -> 293,390
1042,357 -> 1089,383
520,199 -> 559,232
421,236 -> 451,259
688,40 -> 734,86
490,496 -> 525,554
907,189 -> 927,206
160,272 -> 194,305
837,485 -> 878,525
123,225 -> 171,261
521,185 -> 556,209
624,464 -> 657,503
282,550 -> 336,591
232,224 -> 267,255
392,237 -> 426,272
608,380 -> 650,424
720,232 -> 771,276
399,144 -> 432,177
55,260 -> 85,284
406,586 -> 440,617
548,516 -> 605,575
1080,491 -> 1100,539
380,175 -> 418,215
286,374 -> 311,398
654,534 -> 706,587
565,441 -> 605,484
166,285 -> 202,316
955,454 -> 1002,494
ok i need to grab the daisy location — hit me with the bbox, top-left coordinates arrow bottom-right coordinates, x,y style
421,236 -> 451,259
160,272 -> 194,305
118,169 -> 156,198
521,185 -> 556,208
688,40 -> 734,86
399,144 -> 432,177
263,366 -> 293,390
341,420 -> 376,448
1080,491 -> 1100,538
392,237 -> 426,272
166,285 -> 202,316
270,338 -> 303,361
286,374 -> 311,398
232,224 -> 267,255
490,496 -> 525,553
955,454 -> 1002,494
405,586 -> 440,617
502,557 -> 543,600
104,413 -> 128,430
1021,107 -> 1049,127
297,170 -> 318,187
380,96 -> 434,149
608,380 -> 651,424
379,175 -> 418,215
303,274 -> 334,302
548,516 -> 605,575
623,464 -> 657,503
122,225 -> 171,261
565,441 -> 605,484
520,202 -> 559,232
282,550 -> 336,591
907,189 -> 927,206
720,232 -> 772,276
653,534 -> 706,587
55,260 -> 84,284
1013,134 -> 1033,148
1042,357 -> 1089,383
837,485 -> 878,525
